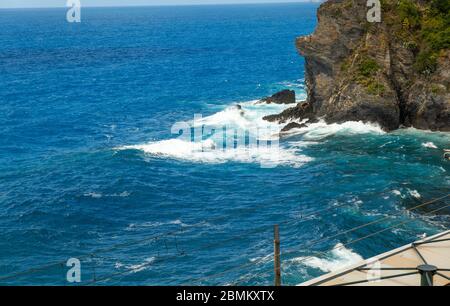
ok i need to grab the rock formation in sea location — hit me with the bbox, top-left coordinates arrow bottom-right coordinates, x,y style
265,0 -> 450,132
259,89 -> 296,104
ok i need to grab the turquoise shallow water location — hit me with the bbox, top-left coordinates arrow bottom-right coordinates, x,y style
0,4 -> 449,285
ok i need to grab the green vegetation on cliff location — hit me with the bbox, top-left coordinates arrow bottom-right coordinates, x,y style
356,58 -> 385,95
358,58 -> 379,77
295,0 -> 449,131
383,0 -> 449,74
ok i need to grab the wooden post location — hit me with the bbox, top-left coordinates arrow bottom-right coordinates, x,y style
274,225 -> 281,286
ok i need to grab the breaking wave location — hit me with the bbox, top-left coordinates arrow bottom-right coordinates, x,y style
117,99 -> 396,167
422,142 -> 438,149
118,138 -> 312,168
117,100 -> 311,167
284,120 -> 385,140
291,244 -> 363,273
391,188 -> 422,199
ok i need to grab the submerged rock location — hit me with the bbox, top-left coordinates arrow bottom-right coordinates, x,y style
260,90 -> 296,104
233,104 -> 245,116
281,122 -> 307,132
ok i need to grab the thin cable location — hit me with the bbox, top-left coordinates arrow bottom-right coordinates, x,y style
167,197 -> 450,284
0,226 -> 193,282
0,196 -> 359,282
68,196 -> 450,285
281,202 -> 450,264
182,202 -> 450,285
281,194 -> 449,257
232,202 -> 450,286
2,194 -> 448,284
189,199 -> 360,253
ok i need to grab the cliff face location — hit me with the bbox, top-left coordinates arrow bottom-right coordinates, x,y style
271,0 -> 450,131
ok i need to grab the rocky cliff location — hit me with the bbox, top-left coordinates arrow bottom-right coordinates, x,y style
266,0 -> 450,131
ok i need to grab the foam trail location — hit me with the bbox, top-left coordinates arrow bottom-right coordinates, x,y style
291,244 -> 363,272
392,190 -> 402,197
193,101 -> 295,139
119,138 -> 312,168
407,189 -> 421,199
115,257 -> 156,273
286,120 -> 385,140
422,142 -> 438,149
117,90 -> 388,167
117,99 -> 312,167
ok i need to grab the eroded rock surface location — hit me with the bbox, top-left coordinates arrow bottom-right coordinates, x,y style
266,0 -> 450,131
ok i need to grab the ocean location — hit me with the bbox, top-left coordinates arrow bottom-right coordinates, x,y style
0,3 -> 449,285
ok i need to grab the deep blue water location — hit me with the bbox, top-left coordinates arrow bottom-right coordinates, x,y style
0,4 -> 449,286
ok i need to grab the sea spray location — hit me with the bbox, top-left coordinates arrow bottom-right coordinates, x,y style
117,102 -> 390,167
290,244 -> 364,273
118,101 -> 311,168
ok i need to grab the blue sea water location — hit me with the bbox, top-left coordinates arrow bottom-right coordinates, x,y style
0,3 -> 449,286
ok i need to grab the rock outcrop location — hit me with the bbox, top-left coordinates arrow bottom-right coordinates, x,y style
280,122 -> 308,132
266,0 -> 450,131
263,101 -> 314,123
260,89 -> 296,104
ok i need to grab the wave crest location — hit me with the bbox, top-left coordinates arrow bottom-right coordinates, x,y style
291,244 -> 363,273
286,120 -> 385,140
118,138 -> 312,168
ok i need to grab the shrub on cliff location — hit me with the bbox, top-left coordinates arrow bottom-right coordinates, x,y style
383,0 -> 449,74
358,58 -> 379,78
398,0 -> 421,30
416,0 -> 449,74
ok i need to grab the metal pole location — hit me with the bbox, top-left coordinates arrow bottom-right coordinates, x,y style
420,272 -> 434,287
274,225 -> 281,286
418,265 -> 437,286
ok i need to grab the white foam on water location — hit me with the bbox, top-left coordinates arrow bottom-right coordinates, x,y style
392,190 -> 402,197
379,140 -> 395,148
363,210 -> 391,218
193,100 -> 292,133
392,189 -> 421,199
193,104 -> 254,131
398,127 -> 450,137
115,191 -> 130,197
117,96 -> 392,167
418,233 -> 427,239
392,227 -> 408,236
84,191 -> 130,199
117,100 -> 312,167
126,219 -> 188,231
119,138 -> 312,168
288,140 -> 320,148
407,189 -> 421,199
250,253 -> 273,264
84,192 -> 103,199
291,244 -> 363,273
292,120 -> 386,140
422,142 -> 438,149
115,257 -> 156,273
